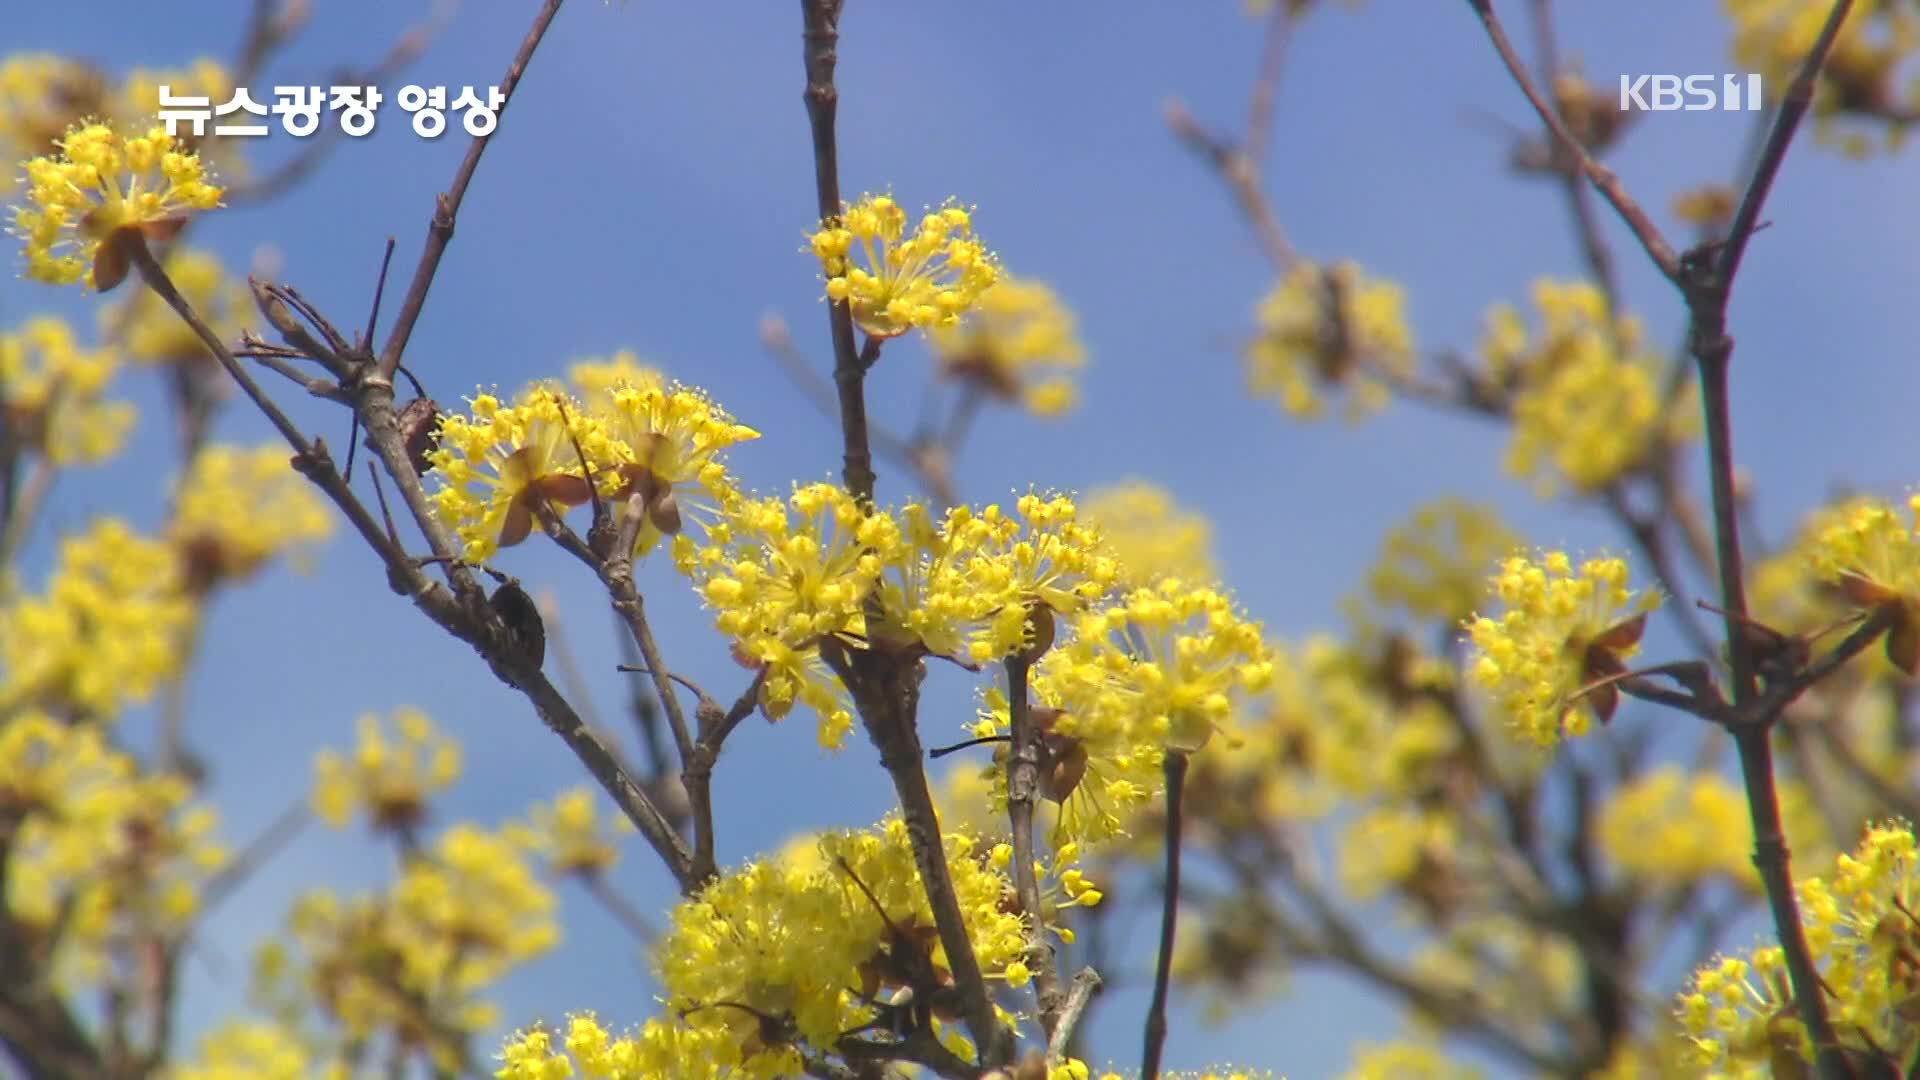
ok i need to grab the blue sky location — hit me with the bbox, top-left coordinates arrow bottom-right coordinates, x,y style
7,2 -> 1919,1077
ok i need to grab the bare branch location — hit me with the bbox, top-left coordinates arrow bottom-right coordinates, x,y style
377,0 -> 566,382
1141,751 -> 1189,1080
1464,0 -> 1680,281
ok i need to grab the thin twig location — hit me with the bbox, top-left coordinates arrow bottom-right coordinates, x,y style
1166,100 -> 1296,273
1141,751 -> 1188,1080
127,238 -> 312,452
800,0 -> 877,504
801,0 -> 1006,1063
1464,0 -> 1680,281
0,459 -> 53,577
159,258 -> 695,892
195,801 -> 310,916
1242,4 -> 1294,166
1046,967 -> 1103,1066
1475,0 -> 1863,1070
1525,0 -> 1620,314
377,0 -> 566,382
1677,5 -> 1859,1073
1003,655 -> 1065,1038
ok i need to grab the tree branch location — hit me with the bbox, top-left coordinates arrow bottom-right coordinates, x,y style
1003,656 -> 1065,1039
1141,750 -> 1188,1080
377,0 -> 567,382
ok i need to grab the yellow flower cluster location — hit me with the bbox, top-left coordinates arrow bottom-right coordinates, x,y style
1598,766 -> 1756,889
172,1020 -> 335,1080
11,122 -> 224,289
3,713 -> 227,983
1726,0 -> 1920,157
119,58 -> 246,169
652,817 -> 1025,1075
682,488 -> 1119,748
1197,635 -> 1521,929
1678,822 -> 1920,1071
1340,1039 -> 1486,1080
509,785 -> 632,877
810,194 -> 1001,338
974,577 -> 1272,851
1482,280 -> 1688,496
0,516 -> 196,718
311,707 -> 463,833
564,349 -> 662,400
0,54 -> 110,180
1083,480 -> 1218,587
0,314 -> 134,464
680,482 -> 892,747
1414,915 -> 1582,1049
265,823 -> 559,1072
1466,551 -> 1660,745
495,1013 -> 732,1079
928,275 -> 1087,416
0,54 -> 245,191
428,378 -> 757,562
1807,493 -> 1920,672
1055,578 -> 1273,753
1361,499 -> 1520,626
1245,260 -> 1415,422
1338,804 -> 1459,902
109,247 -> 253,367
171,443 -> 333,591
1751,495 -> 1882,638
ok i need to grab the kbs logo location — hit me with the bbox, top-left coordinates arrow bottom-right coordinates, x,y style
1618,74 -> 1764,112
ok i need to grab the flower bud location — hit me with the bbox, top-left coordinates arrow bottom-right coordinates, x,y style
648,487 -> 683,535
251,276 -> 304,339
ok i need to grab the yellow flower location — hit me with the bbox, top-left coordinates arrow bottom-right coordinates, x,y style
1465,551 -> 1660,745
171,443 -> 334,591
1599,766 -> 1756,889
311,708 -> 462,832
0,55 -> 109,191
654,817 -> 1023,1074
1726,0 -> 1920,156
1083,481 -> 1218,587
0,314 -> 134,464
810,194 -> 1000,338
565,348 -> 663,400
429,380 -> 755,563
590,380 -> 759,557
11,122 -> 224,290
495,1013 -> 731,1079
974,578 -> 1270,853
172,1020 -> 316,1080
0,517 -> 195,719
1808,493 -> 1920,673
1481,279 -> 1695,496
1246,260 -> 1414,422
514,786 -> 631,877
118,58 -> 248,174
1361,499 -> 1520,626
1340,1040 -> 1486,1080
3,720 -> 227,984
427,389 -> 617,561
928,275 -> 1086,416
1677,822 -> 1920,1070
933,492 -> 1123,664
272,826 -> 558,1072
680,483 -> 893,747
